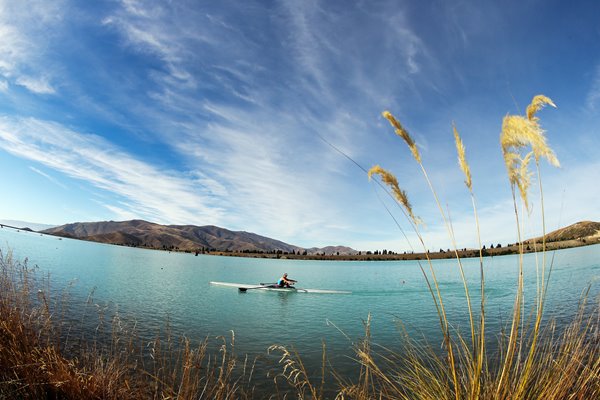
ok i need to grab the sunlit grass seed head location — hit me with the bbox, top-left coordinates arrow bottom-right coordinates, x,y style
526,94 -> 556,122
503,150 -> 534,210
368,164 -> 419,224
500,94 -> 560,208
500,115 -> 560,167
452,124 -> 472,191
382,111 -> 421,163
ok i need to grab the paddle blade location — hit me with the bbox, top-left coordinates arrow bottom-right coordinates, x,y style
238,287 -> 247,292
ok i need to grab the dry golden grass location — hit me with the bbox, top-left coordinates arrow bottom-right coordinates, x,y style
500,95 -> 560,211
382,110 -> 421,163
453,124 -> 472,191
368,164 -> 418,225
0,250 -> 255,399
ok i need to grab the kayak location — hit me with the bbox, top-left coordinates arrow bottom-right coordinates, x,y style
209,281 -> 351,294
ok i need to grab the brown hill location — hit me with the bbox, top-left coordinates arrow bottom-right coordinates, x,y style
526,221 -> 600,243
306,246 -> 358,255
41,220 -> 357,254
40,219 -> 598,258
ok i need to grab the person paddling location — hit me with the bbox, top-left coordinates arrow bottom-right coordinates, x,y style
277,273 -> 297,288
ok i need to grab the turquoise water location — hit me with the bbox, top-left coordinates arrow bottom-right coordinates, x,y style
2,227 -> 599,387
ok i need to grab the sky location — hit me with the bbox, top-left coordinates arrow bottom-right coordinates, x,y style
0,0 -> 599,252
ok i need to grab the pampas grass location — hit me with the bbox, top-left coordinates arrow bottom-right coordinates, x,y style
275,95 -> 587,400
453,123 -> 472,191
368,165 -> 418,225
383,110 -> 421,163
332,94 -> 598,400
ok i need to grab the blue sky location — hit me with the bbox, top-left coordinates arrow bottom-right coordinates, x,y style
1,0 -> 599,252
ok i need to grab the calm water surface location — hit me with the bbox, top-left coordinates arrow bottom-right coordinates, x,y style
2,227 -> 599,386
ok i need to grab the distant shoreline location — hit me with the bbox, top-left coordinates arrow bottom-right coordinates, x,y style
207,238 -> 599,261
3,223 -> 598,261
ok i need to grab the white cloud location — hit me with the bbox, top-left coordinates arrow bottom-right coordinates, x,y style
101,203 -> 142,221
390,24 -> 423,75
278,0 -> 332,95
29,166 -> 67,189
0,23 -> 30,77
120,0 -> 155,18
0,116 -> 226,225
0,1 -> 65,92
172,108 -> 327,236
0,80 -> 7,92
102,0 -> 205,89
346,155 -> 600,253
16,76 -> 55,95
586,64 -> 600,110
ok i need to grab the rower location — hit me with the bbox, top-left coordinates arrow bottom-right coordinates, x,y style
277,273 -> 297,288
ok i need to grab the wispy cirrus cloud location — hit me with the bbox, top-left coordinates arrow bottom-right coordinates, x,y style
0,21 -> 32,78
586,63 -> 600,110
101,0 -> 208,89
101,202 -> 144,221
15,76 -> 56,95
0,0 -> 445,248
170,100 -> 347,240
0,116 -> 226,226
0,0 -> 65,90
89,0 -> 435,243
29,166 -> 68,189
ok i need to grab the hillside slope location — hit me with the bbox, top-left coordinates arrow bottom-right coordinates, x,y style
527,221 -> 600,243
42,220 -> 354,254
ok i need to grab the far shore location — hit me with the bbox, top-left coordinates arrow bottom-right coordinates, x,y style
206,238 -> 599,261
3,223 -> 598,261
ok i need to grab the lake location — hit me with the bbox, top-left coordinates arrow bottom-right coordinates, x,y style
1,226 -> 599,391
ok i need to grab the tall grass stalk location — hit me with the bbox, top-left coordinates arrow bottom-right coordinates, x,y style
382,111 -> 482,400
453,123 -> 486,400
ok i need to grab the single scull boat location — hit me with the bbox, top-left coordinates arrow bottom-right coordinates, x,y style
209,281 -> 351,294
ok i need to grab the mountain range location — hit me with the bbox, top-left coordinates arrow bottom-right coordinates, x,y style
40,220 -> 358,255
5,219 -> 598,256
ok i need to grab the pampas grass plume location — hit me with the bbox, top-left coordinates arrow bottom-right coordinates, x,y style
517,151 -> 534,209
526,94 -> 556,122
382,111 -> 421,163
453,124 -> 472,191
368,164 -> 418,224
500,94 -> 560,208
500,115 -> 560,168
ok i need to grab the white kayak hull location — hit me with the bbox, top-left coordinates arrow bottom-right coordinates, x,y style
209,281 -> 351,294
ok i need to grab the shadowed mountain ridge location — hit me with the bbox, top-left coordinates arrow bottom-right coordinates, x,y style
41,220 -> 357,254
